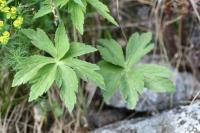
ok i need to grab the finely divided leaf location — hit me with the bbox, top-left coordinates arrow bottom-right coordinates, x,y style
12,55 -> 55,87
66,42 -> 97,57
58,64 -> 78,112
22,29 -> 57,57
29,64 -> 57,101
55,23 -> 70,59
62,58 -> 105,89
88,0 -> 118,26
98,61 -> 124,101
98,39 -> 125,67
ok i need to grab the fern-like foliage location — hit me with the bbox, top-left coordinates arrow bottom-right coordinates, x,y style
12,23 -> 104,112
98,32 -> 175,109
34,0 -> 118,34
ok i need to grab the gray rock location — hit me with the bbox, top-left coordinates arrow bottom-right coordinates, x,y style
106,56 -> 200,112
93,101 -> 200,133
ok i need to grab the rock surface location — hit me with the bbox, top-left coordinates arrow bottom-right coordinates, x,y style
106,56 -> 200,112
93,101 -> 200,133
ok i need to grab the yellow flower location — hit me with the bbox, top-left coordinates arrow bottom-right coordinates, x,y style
10,6 -> 17,19
0,31 -> 10,45
0,0 -> 6,3
1,6 -> 11,19
0,36 -> 9,45
0,1 -> 6,9
13,16 -> 23,28
10,6 -> 16,14
3,31 -> 10,37
0,20 -> 4,27
1,6 -> 9,13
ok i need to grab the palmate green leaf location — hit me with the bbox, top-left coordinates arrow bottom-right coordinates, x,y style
54,22 -> 70,59
22,29 -> 57,57
97,39 -> 125,67
98,32 -> 175,109
98,61 -> 124,101
58,64 -> 78,113
126,32 -> 153,67
66,42 -> 97,57
14,23 -> 103,112
62,58 -> 105,89
12,55 -> 55,87
29,64 -> 57,101
87,0 -> 118,26
68,1 -> 85,34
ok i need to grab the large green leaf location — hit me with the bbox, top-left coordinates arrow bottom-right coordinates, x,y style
58,64 -> 78,112
13,23 -> 104,112
12,55 -> 55,87
29,64 -> 57,101
22,29 -> 57,57
98,39 -> 125,67
62,58 -> 105,89
68,1 -> 85,34
97,32 -> 175,109
55,22 -> 70,59
88,0 -> 118,26
126,32 -> 153,67
98,61 -> 124,101
66,42 -> 97,57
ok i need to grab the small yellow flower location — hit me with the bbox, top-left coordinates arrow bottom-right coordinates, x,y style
3,31 -> 10,37
10,6 -> 16,14
0,36 -> 4,44
0,36 -> 9,45
0,31 -> 10,45
1,6 -> 10,13
10,6 -> 17,19
1,6 -> 11,19
0,1 -> 6,9
0,37 -> 9,45
0,20 -> 4,27
13,16 -> 23,28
